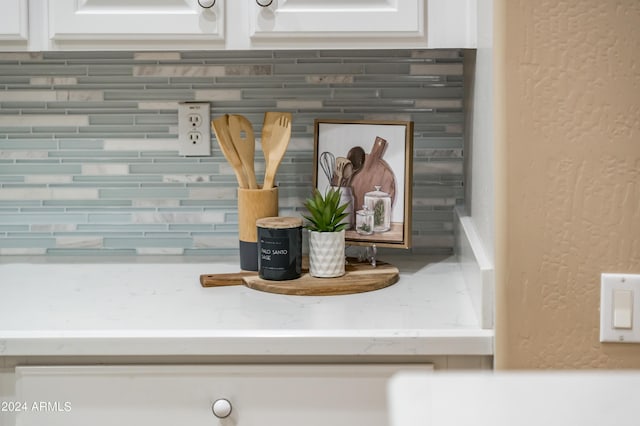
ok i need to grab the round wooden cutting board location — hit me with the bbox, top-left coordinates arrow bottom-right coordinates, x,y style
200,259 -> 399,296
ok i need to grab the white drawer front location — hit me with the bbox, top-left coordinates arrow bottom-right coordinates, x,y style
15,364 -> 431,426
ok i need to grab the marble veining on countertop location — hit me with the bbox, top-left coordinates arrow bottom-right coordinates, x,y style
0,256 -> 493,357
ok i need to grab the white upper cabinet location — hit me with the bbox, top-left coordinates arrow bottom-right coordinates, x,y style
1,0 -> 475,51
0,0 -> 29,48
246,0 -> 426,49
48,0 -> 225,50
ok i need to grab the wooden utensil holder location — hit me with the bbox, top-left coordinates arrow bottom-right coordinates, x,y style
238,186 -> 279,271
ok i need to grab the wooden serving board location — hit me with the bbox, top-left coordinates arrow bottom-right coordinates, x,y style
200,259 -> 399,296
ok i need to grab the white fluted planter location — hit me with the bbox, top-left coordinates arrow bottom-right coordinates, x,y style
308,230 -> 345,278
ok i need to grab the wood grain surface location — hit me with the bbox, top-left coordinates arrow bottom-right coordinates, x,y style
237,186 -> 279,243
200,259 -> 399,296
349,136 -> 396,211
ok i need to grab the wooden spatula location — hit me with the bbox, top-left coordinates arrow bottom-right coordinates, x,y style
228,115 -> 258,189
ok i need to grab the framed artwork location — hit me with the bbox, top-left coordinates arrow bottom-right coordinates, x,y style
313,119 -> 413,249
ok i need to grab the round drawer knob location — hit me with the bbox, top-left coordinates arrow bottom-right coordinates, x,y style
198,0 -> 216,8
212,398 -> 232,419
256,0 -> 274,7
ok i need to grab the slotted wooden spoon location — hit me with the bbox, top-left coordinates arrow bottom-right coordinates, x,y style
228,114 -> 258,189
262,113 -> 292,189
211,115 -> 248,188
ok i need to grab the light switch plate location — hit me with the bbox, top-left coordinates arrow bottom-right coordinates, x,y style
178,102 -> 211,156
600,273 -> 640,343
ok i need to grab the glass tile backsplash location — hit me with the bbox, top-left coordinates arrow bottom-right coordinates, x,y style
0,50 -> 464,256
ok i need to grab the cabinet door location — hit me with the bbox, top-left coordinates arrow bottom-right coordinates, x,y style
16,364 -> 432,426
0,0 -> 28,44
48,0 -> 224,50
248,0 -> 426,48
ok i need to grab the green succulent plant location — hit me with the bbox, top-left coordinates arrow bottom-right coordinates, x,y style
302,187 -> 349,232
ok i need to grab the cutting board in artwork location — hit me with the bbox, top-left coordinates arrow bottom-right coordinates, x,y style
349,136 -> 397,211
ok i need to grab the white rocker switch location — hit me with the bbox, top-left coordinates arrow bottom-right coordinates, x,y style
613,289 -> 633,329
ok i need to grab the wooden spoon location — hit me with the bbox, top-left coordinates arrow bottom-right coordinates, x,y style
347,146 -> 366,176
333,157 -> 351,187
262,114 -> 292,189
341,162 -> 354,187
228,114 -> 258,189
211,115 -> 248,188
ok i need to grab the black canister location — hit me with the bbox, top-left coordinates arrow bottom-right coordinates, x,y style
256,217 -> 303,281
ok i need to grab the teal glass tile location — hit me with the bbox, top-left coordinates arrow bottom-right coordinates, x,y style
46,101 -> 139,110
242,88 -> 331,99
46,248 -> 138,256
214,224 -> 239,232
77,224 -> 164,232
134,114 -> 178,125
87,66 -> 134,76
380,87 -> 464,99
0,213 -> 86,224
0,140 -> 58,150
319,50 -> 412,58
0,238 -> 56,248
49,150 -> 138,158
180,200 -> 236,208
0,225 -> 29,232
58,139 -> 104,149
169,224 -> 216,231
87,214 -> 132,223
78,125 -> 169,134
0,176 -> 24,183
98,188 -> 189,199
0,164 -> 81,174
145,232 -> 191,238
44,200 -> 132,207
103,90 -> 194,101
103,237 -> 193,248
43,51 -> 134,60
89,115 -> 135,125
0,200 -> 40,207
32,127 -> 79,135
74,176 -> 161,183
0,65 -> 87,76
130,164 -> 217,174
274,63 -> 363,75
1,102 -> 48,109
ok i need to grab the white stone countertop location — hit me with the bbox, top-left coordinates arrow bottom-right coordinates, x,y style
0,255 -> 493,357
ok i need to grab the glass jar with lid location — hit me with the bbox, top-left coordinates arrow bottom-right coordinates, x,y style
364,185 -> 391,232
355,205 -> 374,235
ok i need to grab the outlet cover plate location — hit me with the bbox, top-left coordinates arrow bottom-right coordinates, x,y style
178,102 -> 211,156
600,273 -> 640,343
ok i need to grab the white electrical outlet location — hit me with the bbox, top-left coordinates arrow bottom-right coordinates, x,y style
178,102 -> 211,156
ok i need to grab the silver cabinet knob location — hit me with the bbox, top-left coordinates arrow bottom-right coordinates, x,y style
212,398 -> 232,419
256,0 -> 274,7
198,0 -> 216,8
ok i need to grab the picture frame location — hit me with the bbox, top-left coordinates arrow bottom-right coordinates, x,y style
313,119 -> 413,249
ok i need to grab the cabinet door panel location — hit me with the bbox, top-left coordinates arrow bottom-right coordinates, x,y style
16,364 -> 432,426
49,0 -> 224,48
249,0 -> 425,47
0,0 -> 28,41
